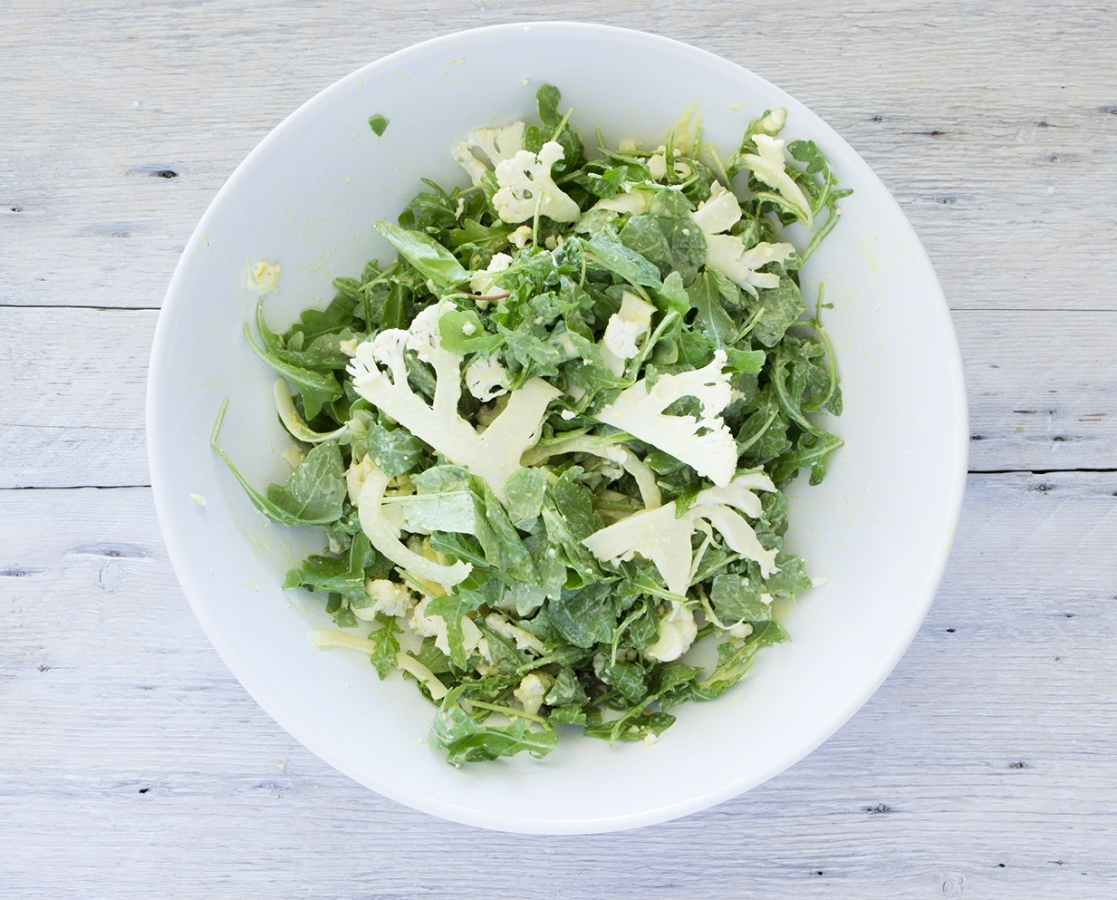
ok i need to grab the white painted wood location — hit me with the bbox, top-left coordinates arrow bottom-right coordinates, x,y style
1,1 -> 1115,313
3,1 -> 1117,895
2,475 -> 1115,897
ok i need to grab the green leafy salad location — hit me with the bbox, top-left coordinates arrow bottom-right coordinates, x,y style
212,85 -> 848,766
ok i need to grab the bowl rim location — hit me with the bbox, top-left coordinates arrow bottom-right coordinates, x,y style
147,19 -> 969,833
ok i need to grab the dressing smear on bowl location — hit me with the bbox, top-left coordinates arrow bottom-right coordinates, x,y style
211,85 -> 847,766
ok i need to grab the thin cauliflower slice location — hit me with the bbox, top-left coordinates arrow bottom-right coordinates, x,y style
582,474 -> 780,595
451,122 -> 527,186
492,141 -> 580,224
690,182 -> 797,297
347,303 -> 560,504
600,291 -> 656,376
742,133 -> 813,228
594,349 -> 737,487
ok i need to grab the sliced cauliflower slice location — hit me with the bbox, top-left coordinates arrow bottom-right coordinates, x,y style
347,302 -> 560,504
689,182 -> 797,296
582,474 -> 780,594
451,122 -> 527,186
492,141 -> 580,224
600,291 -> 656,376
594,349 -> 737,487
742,133 -> 813,228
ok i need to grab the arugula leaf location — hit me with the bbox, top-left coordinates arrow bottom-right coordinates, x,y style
765,553 -> 813,597
210,401 -> 347,527
691,621 -> 791,701
547,581 -> 614,648
369,615 -> 402,678
372,220 -> 470,288
265,441 -> 347,522
474,477 -> 537,583
709,574 -> 773,623
368,114 -> 389,136
365,423 -> 425,478
503,467 -> 547,524
245,307 -> 341,420
284,532 -> 375,607
582,231 -> 663,289
428,702 -> 557,766
687,270 -> 736,349
424,589 -> 487,668
750,277 -> 806,348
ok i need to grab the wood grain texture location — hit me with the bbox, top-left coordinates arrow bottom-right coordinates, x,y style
2,474 -> 1115,898
2,1 -> 1115,313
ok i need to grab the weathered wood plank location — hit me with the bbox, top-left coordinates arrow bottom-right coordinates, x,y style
0,307 -> 151,489
3,306 -> 1116,488
1,473 -> 1115,897
2,1 -> 1115,313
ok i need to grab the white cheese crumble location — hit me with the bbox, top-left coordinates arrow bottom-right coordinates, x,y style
354,579 -> 415,619
513,672 -> 555,716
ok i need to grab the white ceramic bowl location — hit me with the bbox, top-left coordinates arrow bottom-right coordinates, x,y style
147,22 -> 967,834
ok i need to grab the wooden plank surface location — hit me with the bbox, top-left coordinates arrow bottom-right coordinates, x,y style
2,473 -> 1114,897
3,0 -> 1117,896
2,1 -> 1115,314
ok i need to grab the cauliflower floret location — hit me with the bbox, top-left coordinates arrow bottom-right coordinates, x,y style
508,224 -> 533,249
644,602 -> 697,662
646,146 -> 692,182
755,107 -> 787,136
514,672 -> 555,716
741,133 -> 813,228
247,260 -> 280,294
469,252 -> 512,306
594,349 -> 737,487
492,142 -> 580,224
451,122 -> 527,186
347,302 -> 561,504
465,354 -> 509,402
601,291 -> 656,376
689,182 -> 797,297
353,579 -> 415,620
